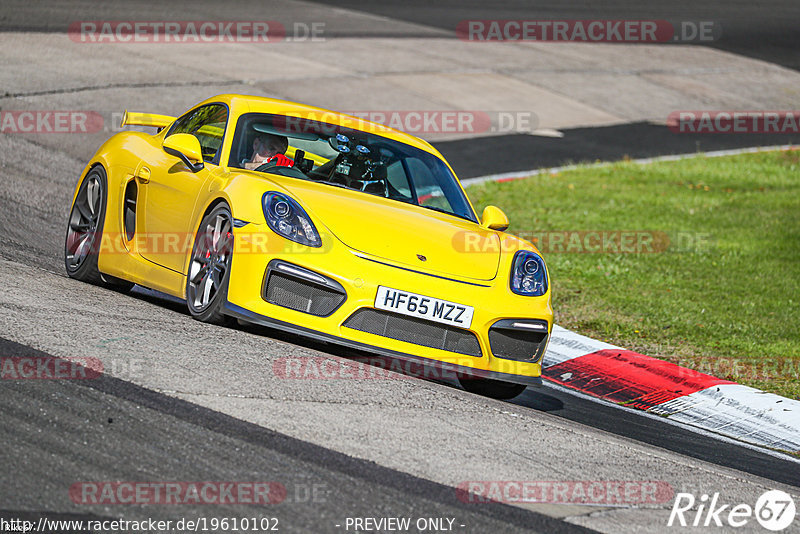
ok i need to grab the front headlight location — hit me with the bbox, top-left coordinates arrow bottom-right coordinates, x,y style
262,192 -> 321,248
510,250 -> 548,296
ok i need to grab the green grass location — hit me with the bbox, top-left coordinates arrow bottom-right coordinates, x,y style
465,150 -> 800,399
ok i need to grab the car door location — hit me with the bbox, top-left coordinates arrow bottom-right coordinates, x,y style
137,103 -> 228,274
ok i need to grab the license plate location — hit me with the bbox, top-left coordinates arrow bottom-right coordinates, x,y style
374,286 -> 474,329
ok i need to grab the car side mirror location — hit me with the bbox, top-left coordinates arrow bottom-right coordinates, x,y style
481,205 -> 509,231
163,133 -> 204,172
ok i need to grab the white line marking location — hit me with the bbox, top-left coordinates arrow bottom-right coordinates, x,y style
651,384 -> 800,453
544,324 -> 619,367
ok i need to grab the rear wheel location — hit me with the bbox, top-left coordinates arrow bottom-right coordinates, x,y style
64,166 -> 133,291
458,376 -> 528,400
186,205 -> 234,325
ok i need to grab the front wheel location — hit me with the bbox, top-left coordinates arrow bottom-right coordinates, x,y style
458,376 -> 528,400
186,204 -> 234,325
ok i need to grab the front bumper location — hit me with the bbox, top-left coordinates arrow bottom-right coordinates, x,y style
224,302 -> 543,386
226,223 -> 553,385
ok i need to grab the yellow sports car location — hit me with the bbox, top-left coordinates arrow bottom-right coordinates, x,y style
64,95 -> 552,399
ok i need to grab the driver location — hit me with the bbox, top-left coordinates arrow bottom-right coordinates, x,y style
243,133 -> 293,170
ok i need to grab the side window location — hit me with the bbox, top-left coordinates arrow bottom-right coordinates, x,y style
386,160 -> 412,198
168,104 -> 227,163
405,157 -> 455,212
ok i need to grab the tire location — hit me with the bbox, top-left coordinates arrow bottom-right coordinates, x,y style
458,375 -> 528,400
64,166 -> 133,291
186,204 -> 234,325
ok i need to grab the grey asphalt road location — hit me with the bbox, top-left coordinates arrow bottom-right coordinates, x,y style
438,123 -> 800,179
309,0 -> 800,71
3,0 -> 798,178
4,0 -> 799,71
321,0 -> 800,177
0,337 -> 592,534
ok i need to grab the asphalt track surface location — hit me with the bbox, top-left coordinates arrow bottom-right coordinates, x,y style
3,1 -> 800,179
5,0 -> 799,72
309,0 -> 800,72
1,2 -> 799,533
436,124 -> 800,180
318,0 -> 800,178
0,337 -> 592,534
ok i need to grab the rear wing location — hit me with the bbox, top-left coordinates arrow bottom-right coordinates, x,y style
120,110 -> 175,130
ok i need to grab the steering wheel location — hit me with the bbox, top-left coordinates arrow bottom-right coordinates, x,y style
254,161 -> 307,179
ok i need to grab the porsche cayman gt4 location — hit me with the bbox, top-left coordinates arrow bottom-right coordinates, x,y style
64,95 -> 553,399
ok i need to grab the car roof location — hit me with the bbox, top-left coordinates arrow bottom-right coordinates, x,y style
193,94 -> 443,158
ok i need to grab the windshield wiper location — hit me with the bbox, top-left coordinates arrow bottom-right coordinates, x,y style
419,204 -> 475,222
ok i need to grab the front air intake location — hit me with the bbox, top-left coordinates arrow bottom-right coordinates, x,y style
488,320 -> 549,362
263,262 -> 346,317
342,308 -> 482,357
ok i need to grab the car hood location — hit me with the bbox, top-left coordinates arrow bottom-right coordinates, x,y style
280,179 -> 501,281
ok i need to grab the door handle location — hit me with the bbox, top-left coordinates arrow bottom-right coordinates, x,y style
136,166 -> 151,184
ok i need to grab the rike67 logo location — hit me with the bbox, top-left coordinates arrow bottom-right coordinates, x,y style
669,490 -> 796,531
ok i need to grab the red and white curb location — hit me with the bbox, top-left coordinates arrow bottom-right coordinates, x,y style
543,326 -> 800,455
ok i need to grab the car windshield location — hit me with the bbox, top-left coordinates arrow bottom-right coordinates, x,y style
228,112 -> 477,222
